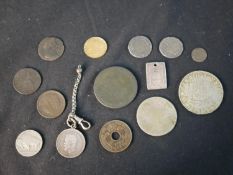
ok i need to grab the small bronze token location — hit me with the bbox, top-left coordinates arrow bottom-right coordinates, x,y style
13,68 -> 41,95
38,37 -> 64,61
191,48 -> 208,62
99,120 -> 132,153
37,90 -> 66,118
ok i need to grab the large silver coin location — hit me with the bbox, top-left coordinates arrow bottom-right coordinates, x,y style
56,128 -> 86,158
37,90 -> 66,118
191,48 -> 208,62
159,36 -> 183,59
94,66 -> 138,109
136,97 -> 177,136
178,71 -> 224,115
128,35 -> 152,58
38,37 -> 64,61
15,130 -> 43,157
13,68 -> 41,95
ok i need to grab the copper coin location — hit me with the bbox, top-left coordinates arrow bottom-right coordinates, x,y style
37,90 -> 66,118
99,120 -> 132,153
191,48 -> 208,62
38,37 -> 64,61
13,68 -> 41,95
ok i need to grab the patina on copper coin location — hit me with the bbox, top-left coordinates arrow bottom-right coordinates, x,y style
99,120 -> 132,153
13,68 -> 41,95
56,128 -> 86,158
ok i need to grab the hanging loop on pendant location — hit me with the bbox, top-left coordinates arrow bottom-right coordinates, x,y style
66,116 -> 77,129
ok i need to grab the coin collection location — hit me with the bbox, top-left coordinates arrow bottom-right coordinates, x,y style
14,35 -> 224,158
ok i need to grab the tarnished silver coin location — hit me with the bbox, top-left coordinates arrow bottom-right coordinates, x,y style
15,130 -> 43,157
179,71 -> 224,115
137,97 -> 177,136
94,66 -> 138,109
13,68 -> 41,95
159,36 -> 183,58
99,120 -> 132,153
128,35 -> 152,58
37,90 -> 66,118
38,37 -> 64,61
191,48 -> 208,62
56,128 -> 86,158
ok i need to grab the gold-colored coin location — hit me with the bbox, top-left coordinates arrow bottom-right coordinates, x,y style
37,90 -> 66,118
99,120 -> 132,153
83,37 -> 107,59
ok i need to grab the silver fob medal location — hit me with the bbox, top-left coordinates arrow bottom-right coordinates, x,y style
56,65 -> 91,158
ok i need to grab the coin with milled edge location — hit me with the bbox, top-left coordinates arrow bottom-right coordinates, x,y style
137,97 -> 177,136
15,130 -> 43,157
191,48 -> 207,62
84,37 -> 107,59
38,37 -> 64,61
179,71 -> 224,115
56,128 -> 86,158
13,68 -> 41,95
99,120 -> 132,153
159,36 -> 183,58
94,66 -> 138,109
128,35 -> 152,58
37,90 -> 66,118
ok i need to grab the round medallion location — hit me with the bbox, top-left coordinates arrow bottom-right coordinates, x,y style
38,37 -> 64,61
56,128 -> 86,158
128,35 -> 152,58
13,68 -> 41,95
178,71 -> 224,115
94,66 -> 138,109
83,37 -> 107,59
136,97 -> 177,136
37,90 -> 66,118
159,36 -> 183,59
191,48 -> 208,62
15,130 -> 43,157
99,120 -> 132,153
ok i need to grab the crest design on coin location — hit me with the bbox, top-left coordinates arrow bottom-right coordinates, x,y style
178,71 -> 224,115
128,35 -> 152,58
94,66 -> 138,109
38,37 -> 64,61
56,129 -> 86,158
37,90 -> 66,118
15,130 -> 43,157
99,120 -> 132,153
13,68 -> 41,95
159,36 -> 183,58
191,48 -> 207,62
84,37 -> 107,59
137,97 -> 177,136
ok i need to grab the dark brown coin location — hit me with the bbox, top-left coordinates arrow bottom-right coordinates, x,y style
99,120 -> 132,153
13,68 -> 41,95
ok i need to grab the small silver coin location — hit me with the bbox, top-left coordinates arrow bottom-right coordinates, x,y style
15,130 -> 43,157
38,37 -> 64,61
191,48 -> 208,62
128,35 -> 152,58
56,128 -> 86,158
13,68 -> 41,95
159,36 -> 184,59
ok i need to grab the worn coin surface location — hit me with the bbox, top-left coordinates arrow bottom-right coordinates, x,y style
13,68 -> 41,95
38,37 -> 64,61
191,48 -> 208,62
159,36 -> 183,58
15,130 -> 43,157
179,71 -> 224,115
37,90 -> 66,118
137,97 -> 177,136
99,120 -> 132,153
56,128 -> 86,158
83,37 -> 107,59
94,66 -> 138,109
128,35 -> 152,58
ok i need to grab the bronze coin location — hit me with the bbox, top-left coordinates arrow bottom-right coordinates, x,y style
37,90 -> 66,118
99,120 -> 132,153
13,68 -> 41,95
